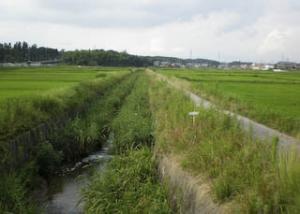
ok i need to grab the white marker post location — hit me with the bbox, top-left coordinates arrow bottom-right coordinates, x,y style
189,111 -> 199,126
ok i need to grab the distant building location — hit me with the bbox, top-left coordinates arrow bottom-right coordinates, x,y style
275,62 -> 300,70
153,61 -> 160,67
273,69 -> 286,72
199,63 -> 209,68
30,62 -> 42,67
228,61 -> 252,69
160,61 -> 171,67
218,63 -> 229,69
251,63 -> 274,71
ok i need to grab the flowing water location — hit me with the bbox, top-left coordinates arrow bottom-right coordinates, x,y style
44,134 -> 113,214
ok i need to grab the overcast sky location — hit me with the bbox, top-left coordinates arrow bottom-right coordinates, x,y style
0,0 -> 299,62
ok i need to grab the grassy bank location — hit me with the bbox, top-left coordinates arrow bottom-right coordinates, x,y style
159,69 -> 300,138
0,68 -> 129,142
149,73 -> 300,213
48,71 -> 138,162
84,148 -> 170,214
112,73 -> 153,154
83,73 -> 171,213
0,68 -> 133,213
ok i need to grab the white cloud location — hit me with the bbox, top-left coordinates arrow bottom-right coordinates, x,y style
0,0 -> 299,62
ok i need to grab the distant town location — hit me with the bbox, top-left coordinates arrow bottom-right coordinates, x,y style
1,41 -> 299,71
153,60 -> 300,71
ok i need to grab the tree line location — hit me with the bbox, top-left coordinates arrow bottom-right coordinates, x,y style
0,41 -> 60,63
63,49 -> 152,67
0,41 -> 219,67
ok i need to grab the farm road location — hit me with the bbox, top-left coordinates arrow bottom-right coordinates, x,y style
152,70 -> 300,150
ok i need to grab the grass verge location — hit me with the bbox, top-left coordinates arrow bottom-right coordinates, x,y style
149,74 -> 300,213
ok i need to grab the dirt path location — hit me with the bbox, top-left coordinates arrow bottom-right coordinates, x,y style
152,70 -> 300,150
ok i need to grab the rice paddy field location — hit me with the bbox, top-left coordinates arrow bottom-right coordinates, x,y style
159,69 -> 300,138
0,66 -> 299,213
0,66 -> 125,102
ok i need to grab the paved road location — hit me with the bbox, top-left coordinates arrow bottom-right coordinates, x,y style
188,90 -> 299,150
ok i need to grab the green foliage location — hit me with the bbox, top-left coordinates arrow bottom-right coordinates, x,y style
0,158 -> 40,213
0,67 -> 129,141
83,73 -> 170,213
149,75 -> 300,213
63,49 -> 152,67
160,69 -> 300,138
49,72 -> 137,161
35,142 -> 62,178
0,174 -> 29,213
0,41 -> 59,63
83,148 -> 170,214
112,74 -> 153,154
0,67 -> 131,213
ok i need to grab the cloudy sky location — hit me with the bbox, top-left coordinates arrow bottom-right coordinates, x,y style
0,0 -> 299,62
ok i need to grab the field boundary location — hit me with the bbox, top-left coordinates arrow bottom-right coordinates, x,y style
3,73 -> 132,170
150,70 -> 300,150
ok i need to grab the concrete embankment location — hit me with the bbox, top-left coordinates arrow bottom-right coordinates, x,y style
157,155 -> 230,214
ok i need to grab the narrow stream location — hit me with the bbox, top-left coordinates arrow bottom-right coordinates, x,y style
44,134 -> 113,214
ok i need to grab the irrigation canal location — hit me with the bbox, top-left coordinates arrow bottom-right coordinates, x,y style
43,134 -> 113,214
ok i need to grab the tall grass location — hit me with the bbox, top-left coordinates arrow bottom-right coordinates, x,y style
0,70 -> 133,213
149,75 -> 300,213
48,72 -> 138,162
83,72 -> 171,213
84,148 -> 170,214
112,73 -> 153,154
0,161 -> 42,214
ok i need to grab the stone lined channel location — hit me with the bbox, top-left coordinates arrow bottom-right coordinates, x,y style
44,134 -> 113,214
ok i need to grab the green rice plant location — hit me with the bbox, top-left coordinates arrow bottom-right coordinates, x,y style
0,70 -> 129,141
159,69 -> 300,138
83,148 -> 170,214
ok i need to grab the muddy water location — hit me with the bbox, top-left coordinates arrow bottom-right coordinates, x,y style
44,134 -> 113,214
